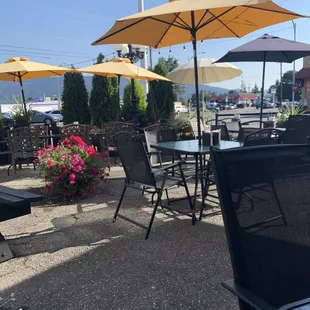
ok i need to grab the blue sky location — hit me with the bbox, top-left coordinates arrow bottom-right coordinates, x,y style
0,0 -> 309,91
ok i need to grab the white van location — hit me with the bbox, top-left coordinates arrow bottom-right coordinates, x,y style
174,102 -> 188,114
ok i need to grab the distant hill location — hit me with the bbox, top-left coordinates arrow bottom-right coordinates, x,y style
0,75 -> 228,103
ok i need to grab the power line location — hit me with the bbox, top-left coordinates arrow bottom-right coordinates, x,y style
0,48 -> 96,59
0,44 -> 94,57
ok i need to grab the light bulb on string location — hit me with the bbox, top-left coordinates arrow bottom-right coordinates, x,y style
169,47 -> 172,55
158,49 -> 161,56
183,45 -> 186,52
201,40 -> 204,45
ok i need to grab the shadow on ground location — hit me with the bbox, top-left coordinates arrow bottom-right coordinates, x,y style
1,216 -> 237,310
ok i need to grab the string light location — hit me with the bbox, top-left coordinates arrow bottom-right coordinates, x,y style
169,47 -> 172,54
201,40 -> 204,45
158,49 -> 161,55
183,45 -> 186,52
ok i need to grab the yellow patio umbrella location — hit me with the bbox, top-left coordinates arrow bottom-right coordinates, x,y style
78,57 -> 170,109
92,0 -> 305,142
0,57 -> 73,117
78,58 -> 170,81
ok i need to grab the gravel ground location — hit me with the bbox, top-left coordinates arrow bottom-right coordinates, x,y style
0,164 -> 238,310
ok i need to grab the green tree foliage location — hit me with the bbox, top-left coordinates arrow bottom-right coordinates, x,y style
240,80 -> 247,93
122,80 -> 146,122
271,71 -> 301,101
89,53 -> 119,127
62,68 -> 91,124
147,58 -> 175,122
251,83 -> 260,94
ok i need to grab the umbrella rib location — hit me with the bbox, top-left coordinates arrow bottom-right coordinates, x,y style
242,5 -> 303,17
149,16 -> 188,30
48,70 -> 64,76
197,7 -> 236,31
174,14 -> 191,30
280,51 -> 291,63
92,17 -> 149,45
196,10 -> 209,29
151,13 -> 185,48
208,11 -> 240,38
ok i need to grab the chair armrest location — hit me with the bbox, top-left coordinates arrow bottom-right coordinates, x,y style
222,279 -> 277,310
279,298 -> 310,310
147,151 -> 161,155
152,161 -> 183,175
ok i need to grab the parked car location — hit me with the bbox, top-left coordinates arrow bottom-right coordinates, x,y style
206,101 -> 220,111
227,103 -> 237,110
30,110 -> 55,124
281,101 -> 300,108
255,100 -> 275,109
45,110 -> 63,121
2,112 -> 15,128
174,103 -> 188,114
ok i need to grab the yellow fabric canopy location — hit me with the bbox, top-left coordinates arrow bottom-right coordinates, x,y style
78,58 -> 170,81
0,57 -> 73,81
92,0 -> 305,48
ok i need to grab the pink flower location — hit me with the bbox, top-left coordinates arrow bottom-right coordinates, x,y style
46,184 -> 52,192
69,174 -> 76,181
54,179 -> 60,184
70,180 -> 75,185
75,165 -> 82,171
47,160 -> 52,166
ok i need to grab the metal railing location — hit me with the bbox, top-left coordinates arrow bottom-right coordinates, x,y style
215,111 -> 278,126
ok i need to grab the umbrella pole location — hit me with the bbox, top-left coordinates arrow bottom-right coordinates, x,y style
18,73 -> 28,121
117,75 -> 121,120
191,12 -> 202,145
259,53 -> 266,128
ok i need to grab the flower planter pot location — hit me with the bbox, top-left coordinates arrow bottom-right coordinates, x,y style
15,120 -> 28,128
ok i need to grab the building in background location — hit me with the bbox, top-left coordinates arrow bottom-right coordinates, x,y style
296,56 -> 310,105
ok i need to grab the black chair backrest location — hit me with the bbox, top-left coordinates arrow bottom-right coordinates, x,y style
211,144 -> 310,308
60,124 -> 90,144
144,124 -> 179,165
244,128 -> 283,147
211,122 -> 231,141
281,115 -> 310,144
114,132 -> 155,187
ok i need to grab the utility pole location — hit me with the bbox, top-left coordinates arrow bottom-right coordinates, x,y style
138,0 -> 149,96
292,20 -> 297,103
149,47 -> 153,70
280,63 -> 283,104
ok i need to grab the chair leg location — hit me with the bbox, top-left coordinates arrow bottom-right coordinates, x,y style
165,189 -> 170,205
199,161 -> 212,220
179,164 -> 195,224
145,191 -> 162,240
113,184 -> 127,222
145,176 -> 167,240
270,182 -> 287,225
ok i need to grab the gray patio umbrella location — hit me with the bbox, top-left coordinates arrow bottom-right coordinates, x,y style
215,34 -> 310,127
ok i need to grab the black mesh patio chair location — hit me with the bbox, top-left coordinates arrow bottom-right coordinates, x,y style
225,120 -> 241,141
211,144 -> 310,310
238,121 -> 262,143
144,124 -> 178,167
103,122 -> 134,164
244,128 -> 284,147
280,115 -> 310,144
113,132 -> 194,239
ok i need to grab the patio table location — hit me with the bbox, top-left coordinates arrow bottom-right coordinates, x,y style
150,140 -> 242,221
